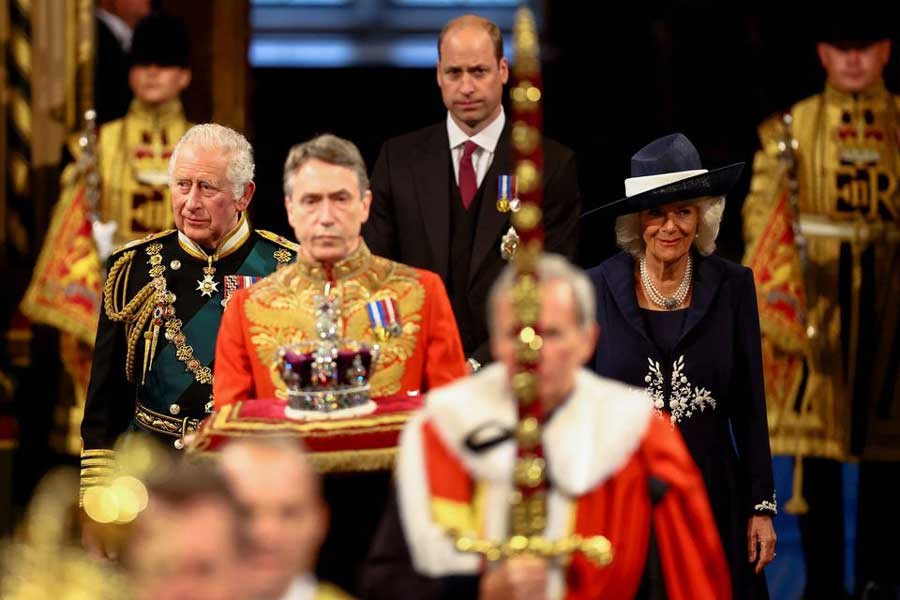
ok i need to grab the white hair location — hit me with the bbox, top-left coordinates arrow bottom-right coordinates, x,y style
169,123 -> 255,200
614,195 -> 725,257
487,253 -> 596,333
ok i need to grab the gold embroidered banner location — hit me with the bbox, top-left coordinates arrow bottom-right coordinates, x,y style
744,186 -> 810,450
21,178 -> 101,344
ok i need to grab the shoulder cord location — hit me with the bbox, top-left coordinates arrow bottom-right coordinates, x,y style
103,250 -> 155,382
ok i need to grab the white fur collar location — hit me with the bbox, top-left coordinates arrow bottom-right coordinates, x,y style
424,364 -> 651,496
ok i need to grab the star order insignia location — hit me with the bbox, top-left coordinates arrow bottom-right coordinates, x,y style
196,274 -> 219,297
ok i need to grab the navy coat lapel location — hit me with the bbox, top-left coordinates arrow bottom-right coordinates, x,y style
468,124 -> 512,287
412,127 -> 452,280
678,251 -> 724,346
603,252 -> 653,346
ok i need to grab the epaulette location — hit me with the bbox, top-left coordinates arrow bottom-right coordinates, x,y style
112,229 -> 177,255
255,229 -> 300,252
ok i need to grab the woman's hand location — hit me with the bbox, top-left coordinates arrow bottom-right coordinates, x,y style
747,514 -> 776,574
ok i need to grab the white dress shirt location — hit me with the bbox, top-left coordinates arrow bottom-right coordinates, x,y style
96,8 -> 133,51
447,107 -> 506,189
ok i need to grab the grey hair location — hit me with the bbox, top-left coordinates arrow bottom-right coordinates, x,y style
614,196 -> 725,257
283,133 -> 369,198
169,123 -> 255,200
487,253 -> 596,333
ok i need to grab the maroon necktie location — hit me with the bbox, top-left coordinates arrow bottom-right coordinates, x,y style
458,140 -> 478,210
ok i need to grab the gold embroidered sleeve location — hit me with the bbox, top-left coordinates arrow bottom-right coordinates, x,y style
79,448 -> 117,507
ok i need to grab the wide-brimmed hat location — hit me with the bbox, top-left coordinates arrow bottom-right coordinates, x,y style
582,133 -> 744,218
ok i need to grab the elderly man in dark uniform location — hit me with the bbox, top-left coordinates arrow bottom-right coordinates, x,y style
79,124 -> 297,514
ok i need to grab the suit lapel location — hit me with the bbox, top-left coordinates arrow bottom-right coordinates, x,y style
468,124 -> 512,286
413,125 -> 452,280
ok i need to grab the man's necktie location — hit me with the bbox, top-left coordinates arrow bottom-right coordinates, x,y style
459,140 -> 478,210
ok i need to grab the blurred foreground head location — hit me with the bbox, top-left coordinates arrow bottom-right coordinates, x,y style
220,438 -> 328,600
124,459 -> 247,600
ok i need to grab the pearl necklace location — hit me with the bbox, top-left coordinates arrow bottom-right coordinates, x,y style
639,254 -> 692,310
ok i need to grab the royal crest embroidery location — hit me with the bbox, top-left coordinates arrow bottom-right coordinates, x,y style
244,251 -> 423,399
274,248 -> 293,265
644,355 -> 717,424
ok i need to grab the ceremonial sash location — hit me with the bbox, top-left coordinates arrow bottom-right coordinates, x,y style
141,239 -> 277,409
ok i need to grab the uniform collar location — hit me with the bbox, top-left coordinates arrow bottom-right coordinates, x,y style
293,239 -> 373,282
278,574 -> 316,600
824,79 -> 888,104
178,212 -> 250,261
125,98 -> 185,124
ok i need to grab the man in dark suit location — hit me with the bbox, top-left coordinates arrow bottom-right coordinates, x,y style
95,0 -> 151,124
363,14 -> 580,371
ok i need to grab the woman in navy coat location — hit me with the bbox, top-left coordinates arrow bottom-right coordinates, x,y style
587,134 -> 776,599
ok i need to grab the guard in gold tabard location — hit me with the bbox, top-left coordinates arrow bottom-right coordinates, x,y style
93,11 -> 194,253
743,22 -> 899,597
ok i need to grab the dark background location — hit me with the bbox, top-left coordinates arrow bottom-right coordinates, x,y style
245,6 -> 899,268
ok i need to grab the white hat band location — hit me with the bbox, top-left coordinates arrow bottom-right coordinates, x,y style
624,169 -> 708,198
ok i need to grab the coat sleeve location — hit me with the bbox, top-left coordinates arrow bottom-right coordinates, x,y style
542,143 -> 580,261
421,272 -> 468,391
732,268 -> 777,514
80,253 -> 140,503
212,288 -> 257,405
641,417 -> 733,600
363,141 -> 400,260
81,257 -> 136,452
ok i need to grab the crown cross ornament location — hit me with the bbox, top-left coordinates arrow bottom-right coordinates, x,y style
277,281 -> 380,421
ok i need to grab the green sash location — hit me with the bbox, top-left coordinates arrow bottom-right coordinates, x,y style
140,239 -> 276,412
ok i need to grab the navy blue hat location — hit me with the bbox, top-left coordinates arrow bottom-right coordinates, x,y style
582,133 -> 744,218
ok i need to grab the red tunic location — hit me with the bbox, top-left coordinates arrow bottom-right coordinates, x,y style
399,365 -> 731,599
213,242 -> 467,406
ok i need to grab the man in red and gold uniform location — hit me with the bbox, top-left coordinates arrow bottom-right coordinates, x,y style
212,133 -> 466,596
214,133 -> 467,405
363,255 -> 730,600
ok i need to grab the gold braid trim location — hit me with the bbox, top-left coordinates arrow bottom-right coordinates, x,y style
103,250 -> 155,382
306,447 -> 397,473
79,449 -> 117,506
